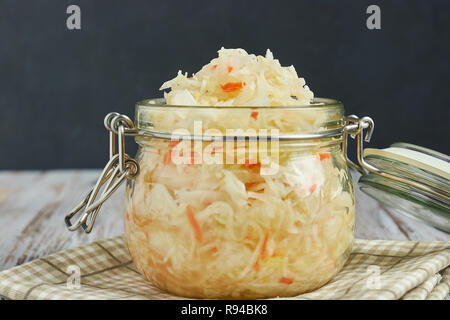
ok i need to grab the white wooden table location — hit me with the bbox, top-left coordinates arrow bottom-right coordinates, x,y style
0,170 -> 448,272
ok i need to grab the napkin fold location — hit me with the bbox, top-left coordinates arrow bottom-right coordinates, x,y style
0,236 -> 448,300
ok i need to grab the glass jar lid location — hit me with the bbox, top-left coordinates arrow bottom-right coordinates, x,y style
358,143 -> 450,232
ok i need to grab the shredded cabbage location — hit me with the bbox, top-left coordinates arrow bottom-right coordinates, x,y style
160,48 -> 314,107
125,48 -> 354,299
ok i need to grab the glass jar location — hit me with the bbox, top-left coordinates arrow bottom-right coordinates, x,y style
65,98 -> 379,299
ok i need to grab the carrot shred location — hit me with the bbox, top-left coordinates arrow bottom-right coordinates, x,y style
220,82 -> 244,93
260,232 -> 269,260
227,66 -> 233,72
169,140 -> 180,147
309,183 -> 317,193
203,200 -> 212,207
186,205 -> 203,243
319,152 -> 331,161
250,111 -> 258,120
212,64 -> 217,69
253,261 -> 260,271
245,181 -> 258,189
211,246 -> 218,253
243,160 -> 260,169
272,251 -> 281,257
188,151 -> 200,166
125,212 -> 130,221
163,151 -> 171,164
279,277 -> 293,284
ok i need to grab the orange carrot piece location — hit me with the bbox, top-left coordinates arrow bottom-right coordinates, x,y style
211,247 -> 218,253
187,151 -> 201,166
250,111 -> 258,120
203,200 -> 213,207
227,66 -> 233,72
253,261 -> 260,271
260,232 -> 269,260
245,181 -> 258,189
272,251 -> 281,257
186,205 -> 203,243
220,82 -> 244,93
244,160 -> 260,169
163,151 -> 171,164
279,277 -> 293,284
212,64 -> 217,69
168,140 -> 180,147
319,152 -> 331,161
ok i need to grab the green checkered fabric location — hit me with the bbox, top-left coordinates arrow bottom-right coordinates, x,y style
0,236 -> 448,300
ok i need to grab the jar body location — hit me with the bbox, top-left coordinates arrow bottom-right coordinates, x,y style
124,137 -> 355,299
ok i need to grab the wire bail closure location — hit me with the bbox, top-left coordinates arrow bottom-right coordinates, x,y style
343,115 -> 375,174
65,113 -> 139,233
343,115 -> 449,203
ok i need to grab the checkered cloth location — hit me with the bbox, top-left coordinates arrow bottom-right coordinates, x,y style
0,236 -> 448,300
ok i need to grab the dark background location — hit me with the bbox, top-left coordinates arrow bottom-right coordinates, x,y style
0,0 -> 449,170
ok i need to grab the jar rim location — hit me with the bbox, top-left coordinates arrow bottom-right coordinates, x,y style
134,97 -> 345,141
135,97 -> 343,111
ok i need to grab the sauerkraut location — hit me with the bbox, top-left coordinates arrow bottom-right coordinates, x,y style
160,48 -> 314,107
125,48 -> 355,299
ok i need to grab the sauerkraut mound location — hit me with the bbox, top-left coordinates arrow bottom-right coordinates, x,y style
160,48 -> 314,107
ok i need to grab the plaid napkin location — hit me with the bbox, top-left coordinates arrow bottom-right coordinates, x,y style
0,236 -> 448,300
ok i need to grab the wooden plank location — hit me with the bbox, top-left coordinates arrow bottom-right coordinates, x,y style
0,170 -> 448,273
0,170 -> 124,271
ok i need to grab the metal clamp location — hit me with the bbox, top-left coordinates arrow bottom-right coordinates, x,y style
65,113 -> 139,233
343,115 -> 449,202
342,115 -> 374,174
